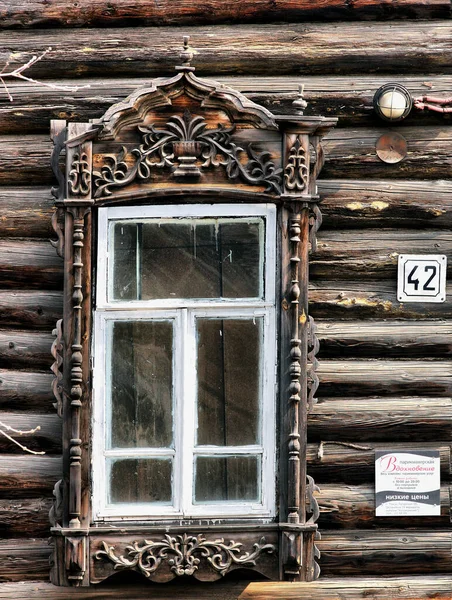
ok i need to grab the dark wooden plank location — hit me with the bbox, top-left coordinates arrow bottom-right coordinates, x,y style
0,539 -> 51,582
310,281 -> 452,319
316,360 -> 452,397
0,455 -> 60,498
306,442 -> 450,484
317,321 -> 452,358
240,576 -> 452,599
0,187 -> 53,236
309,397 -> 452,442
319,180 -> 452,230
0,497 -> 53,538
0,0 -> 449,29
0,369 -> 54,412
317,483 -> 451,529
312,230 -> 452,280
0,239 -> 63,289
0,412 -> 61,453
0,329 -> 53,369
0,291 -> 62,329
318,530 -> 452,575
0,22 -> 451,79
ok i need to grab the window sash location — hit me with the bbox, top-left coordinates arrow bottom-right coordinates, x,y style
92,204 -> 276,520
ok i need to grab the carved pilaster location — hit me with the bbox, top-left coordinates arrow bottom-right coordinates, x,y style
65,535 -> 87,586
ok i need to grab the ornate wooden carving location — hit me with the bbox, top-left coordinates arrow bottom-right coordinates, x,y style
95,534 -> 275,579
307,316 -> 320,412
49,38 -> 336,587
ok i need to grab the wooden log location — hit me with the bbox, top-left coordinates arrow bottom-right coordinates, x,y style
2,75 -> 452,134
4,126 -> 452,185
312,230 -> 452,280
0,0 -> 449,29
0,497 -> 53,538
240,576 -> 452,599
318,180 -> 452,230
0,370 -> 54,412
317,321 -> 452,358
0,22 -> 451,79
0,187 -> 53,236
0,329 -> 54,369
317,483 -> 451,529
0,539 -> 51,582
0,240 -> 63,289
318,530 -> 452,575
316,360 -> 452,397
306,442 -> 450,484
309,281 -> 452,319
0,291 -> 62,329
0,455 -> 61,498
0,412 -> 61,453
309,397 -> 452,442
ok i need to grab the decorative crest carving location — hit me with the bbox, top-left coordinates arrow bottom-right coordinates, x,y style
284,137 -> 308,192
93,110 -> 282,197
69,151 -> 91,196
95,534 -> 275,578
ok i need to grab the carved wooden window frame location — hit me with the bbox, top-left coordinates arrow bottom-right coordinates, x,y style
49,41 -> 336,587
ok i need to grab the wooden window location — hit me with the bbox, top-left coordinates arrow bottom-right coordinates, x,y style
92,204 -> 277,520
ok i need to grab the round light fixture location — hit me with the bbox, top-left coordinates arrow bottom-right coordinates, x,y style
373,83 -> 413,122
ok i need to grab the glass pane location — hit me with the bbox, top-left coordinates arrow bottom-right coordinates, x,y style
109,320 -> 173,448
111,218 -> 263,300
108,458 -> 172,504
197,318 -> 262,446
194,456 -> 260,503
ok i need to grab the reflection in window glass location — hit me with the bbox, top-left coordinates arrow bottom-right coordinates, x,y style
108,458 -> 173,504
194,456 -> 260,503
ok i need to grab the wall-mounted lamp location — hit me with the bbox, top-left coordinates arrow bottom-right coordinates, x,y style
373,83 -> 413,122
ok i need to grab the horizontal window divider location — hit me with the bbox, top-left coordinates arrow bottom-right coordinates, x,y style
104,448 -> 176,458
96,301 -> 273,311
193,445 -> 264,455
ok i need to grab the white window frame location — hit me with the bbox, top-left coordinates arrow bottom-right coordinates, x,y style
92,204 -> 277,521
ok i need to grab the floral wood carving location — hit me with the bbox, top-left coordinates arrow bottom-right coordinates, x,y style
51,207 -> 65,258
306,475 -> 320,525
309,204 -> 322,253
93,110 -> 282,197
284,137 -> 308,192
51,319 -> 64,418
307,316 -> 320,412
69,151 -> 91,196
95,534 -> 275,578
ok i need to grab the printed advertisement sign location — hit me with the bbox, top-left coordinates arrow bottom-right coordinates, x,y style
375,450 -> 441,517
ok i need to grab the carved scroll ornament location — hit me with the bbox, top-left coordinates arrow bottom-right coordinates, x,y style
69,151 -> 91,196
95,534 -> 275,578
93,110 -> 282,197
284,137 -> 308,192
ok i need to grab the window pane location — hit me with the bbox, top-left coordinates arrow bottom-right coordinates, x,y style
197,318 -> 262,446
109,320 -> 173,448
110,218 -> 263,300
108,458 -> 172,504
194,456 -> 260,503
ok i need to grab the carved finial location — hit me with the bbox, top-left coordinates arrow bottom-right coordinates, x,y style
176,35 -> 195,72
292,85 -> 308,115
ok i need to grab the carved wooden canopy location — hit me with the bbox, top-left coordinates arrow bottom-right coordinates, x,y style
49,37 -> 337,587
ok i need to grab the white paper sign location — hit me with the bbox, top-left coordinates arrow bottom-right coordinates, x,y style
375,450 -> 441,516
398,254 -> 447,303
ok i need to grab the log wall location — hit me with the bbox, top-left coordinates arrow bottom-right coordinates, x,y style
0,2 -> 450,598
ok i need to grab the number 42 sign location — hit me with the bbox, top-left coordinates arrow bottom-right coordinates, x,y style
398,255 -> 447,303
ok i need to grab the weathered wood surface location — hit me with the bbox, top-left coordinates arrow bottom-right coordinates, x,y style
2,75 -> 452,134
0,329 -> 53,369
0,455 -> 60,497
319,180 -> 452,230
306,442 -> 450,484
317,483 -> 451,529
0,497 -> 52,538
0,240 -> 62,289
0,539 -> 52,582
0,370 -> 54,412
310,281 -> 452,319
309,397 -> 452,442
240,576 -> 452,599
0,23 -> 451,79
316,360 -> 452,397
0,181 -> 450,240
0,412 -> 60,453
0,0 -> 449,29
318,530 -> 452,575
4,127 -> 452,185
317,321 -> 452,358
312,230 -> 452,280
0,291 -> 62,329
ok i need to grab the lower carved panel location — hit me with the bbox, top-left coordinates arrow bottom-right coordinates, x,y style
90,530 -> 279,583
